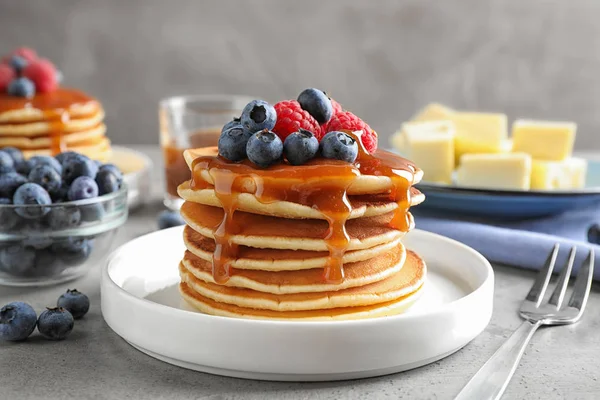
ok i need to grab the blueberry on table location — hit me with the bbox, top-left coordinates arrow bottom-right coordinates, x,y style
1,147 -> 24,165
62,154 -> 98,184
47,206 -> 82,230
57,289 -> 90,319
283,129 -> 319,165
68,176 -> 99,201
0,172 -> 27,198
246,130 -> 283,168
27,155 -> 62,175
0,302 -> 37,341
218,125 -> 252,162
37,307 -> 74,340
0,150 -> 15,173
13,183 -> 52,219
0,245 -> 36,276
320,131 -> 359,163
297,88 -> 333,124
95,169 -> 122,195
29,164 -> 62,196
7,77 -> 35,98
240,100 -> 277,133
157,210 -> 185,230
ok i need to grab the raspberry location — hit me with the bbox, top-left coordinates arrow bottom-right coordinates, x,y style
23,59 -> 57,93
2,47 -> 37,64
0,64 -> 15,92
273,100 -> 322,142
330,98 -> 343,115
324,111 -> 378,153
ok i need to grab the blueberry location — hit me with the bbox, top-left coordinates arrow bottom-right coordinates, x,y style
283,129 -> 319,165
23,236 -> 53,250
46,206 -> 81,230
218,125 -> 252,162
0,150 -> 15,173
98,163 -> 123,182
7,77 -> 35,98
0,208 -> 20,230
29,164 -> 62,196
157,210 -> 185,230
68,176 -> 98,201
588,224 -> 600,244
95,169 -> 122,195
62,154 -> 98,184
0,245 -> 36,276
240,100 -> 277,133
15,160 -> 31,176
79,203 -> 105,222
1,147 -> 24,165
52,238 -> 92,265
246,130 -> 283,168
0,172 -> 27,198
13,183 -> 52,219
37,307 -> 74,340
57,289 -> 90,319
297,88 -> 333,124
34,249 -> 65,276
0,302 -> 37,341
0,197 -> 10,204
221,117 -> 242,134
9,55 -> 28,73
320,131 -> 359,163
51,183 -> 69,203
27,155 -> 62,175
55,151 -> 79,166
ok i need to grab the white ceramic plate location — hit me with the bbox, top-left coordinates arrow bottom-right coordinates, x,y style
101,227 -> 494,381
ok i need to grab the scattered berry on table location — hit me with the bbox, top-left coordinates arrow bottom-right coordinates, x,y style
320,131 -> 359,163
0,64 -> 16,92
28,164 -> 62,196
240,100 -> 277,133
22,58 -> 58,93
0,150 -> 15,173
324,111 -> 378,153
68,176 -> 99,201
283,129 -> 319,166
273,100 -> 322,143
218,125 -> 252,162
297,88 -> 333,124
57,289 -> 90,319
0,172 -> 27,198
246,130 -> 284,168
62,154 -> 98,184
0,302 -> 37,341
37,307 -> 74,340
157,210 -> 185,230
7,77 -> 35,98
13,182 -> 51,219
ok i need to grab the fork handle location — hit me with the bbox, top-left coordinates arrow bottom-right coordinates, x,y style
454,320 -> 542,400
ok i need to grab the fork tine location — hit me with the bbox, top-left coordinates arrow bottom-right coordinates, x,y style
548,247 -> 576,308
567,249 -> 595,311
526,244 -> 559,306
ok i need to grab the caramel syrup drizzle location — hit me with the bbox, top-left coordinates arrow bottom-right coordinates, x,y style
190,131 -> 416,285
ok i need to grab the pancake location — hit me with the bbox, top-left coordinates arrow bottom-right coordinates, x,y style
180,249 -> 425,311
0,109 -> 105,136
184,225 -> 404,271
178,181 -> 424,220
0,124 -> 106,148
20,137 -> 112,162
0,97 -> 99,123
181,201 -> 409,251
179,282 -> 423,321
180,242 -> 406,294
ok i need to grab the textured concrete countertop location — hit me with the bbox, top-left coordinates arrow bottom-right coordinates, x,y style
1,146 -> 599,400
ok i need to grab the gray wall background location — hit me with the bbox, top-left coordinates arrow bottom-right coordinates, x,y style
1,0 -> 600,149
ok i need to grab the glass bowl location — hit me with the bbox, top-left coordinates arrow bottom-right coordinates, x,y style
0,186 -> 128,287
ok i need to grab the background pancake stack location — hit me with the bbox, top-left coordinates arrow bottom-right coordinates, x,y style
177,147 -> 427,321
0,88 -> 111,161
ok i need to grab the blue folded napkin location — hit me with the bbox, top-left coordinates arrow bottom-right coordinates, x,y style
413,207 -> 600,280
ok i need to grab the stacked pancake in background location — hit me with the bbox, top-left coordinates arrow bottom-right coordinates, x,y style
0,47 -> 111,161
176,91 -> 427,321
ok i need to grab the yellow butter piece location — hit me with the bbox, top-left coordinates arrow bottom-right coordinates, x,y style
456,152 -> 532,190
400,121 -> 455,184
530,158 -> 587,190
411,103 -> 455,122
511,119 -> 576,161
453,112 -> 508,162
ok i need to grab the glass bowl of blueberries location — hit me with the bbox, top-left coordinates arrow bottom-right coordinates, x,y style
0,147 -> 128,286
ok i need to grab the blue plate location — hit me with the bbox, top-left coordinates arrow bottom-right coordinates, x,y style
415,160 -> 600,219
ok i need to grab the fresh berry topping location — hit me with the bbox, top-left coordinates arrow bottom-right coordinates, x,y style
218,125 -> 252,162
13,183 -> 52,219
68,176 -> 99,201
241,100 -> 277,133
0,64 -> 16,92
47,206 -> 82,230
11,47 -> 37,63
28,164 -> 62,196
0,302 -> 37,341
1,147 -> 24,165
246,130 -> 284,168
297,88 -> 333,124
221,117 -> 242,134
62,153 -> 98,184
57,289 -> 90,319
283,129 -> 319,166
325,111 -> 378,153
0,150 -> 15,173
0,172 -> 27,198
95,169 -> 122,195
23,59 -> 57,93
7,77 -> 35,98
330,98 -> 343,115
157,210 -> 185,230
9,55 -> 28,74
273,100 -> 322,142
37,307 -> 74,340
320,131 -> 359,163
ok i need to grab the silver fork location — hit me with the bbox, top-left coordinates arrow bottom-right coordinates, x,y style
455,244 -> 595,400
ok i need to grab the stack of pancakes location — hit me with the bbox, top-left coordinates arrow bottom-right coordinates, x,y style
0,88 -> 111,161
177,147 -> 426,321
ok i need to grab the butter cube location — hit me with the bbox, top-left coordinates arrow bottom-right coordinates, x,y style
400,121 -> 455,184
511,120 -> 576,161
453,112 -> 508,162
530,158 -> 587,190
411,103 -> 455,122
456,153 -> 532,190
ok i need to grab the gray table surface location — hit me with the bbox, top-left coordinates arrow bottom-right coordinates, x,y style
1,146 -> 599,400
